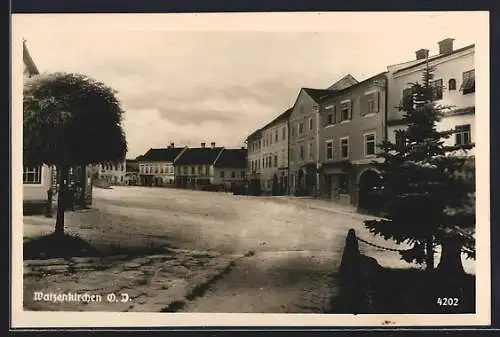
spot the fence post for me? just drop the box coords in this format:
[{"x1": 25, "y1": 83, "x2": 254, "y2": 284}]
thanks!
[{"x1": 337, "y1": 228, "x2": 365, "y2": 313}]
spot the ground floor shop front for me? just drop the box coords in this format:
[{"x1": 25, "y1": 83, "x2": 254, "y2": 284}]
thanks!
[{"x1": 319, "y1": 162, "x2": 383, "y2": 212}]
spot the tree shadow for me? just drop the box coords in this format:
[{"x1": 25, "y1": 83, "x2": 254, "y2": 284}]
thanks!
[{"x1": 23, "y1": 233, "x2": 175, "y2": 260}]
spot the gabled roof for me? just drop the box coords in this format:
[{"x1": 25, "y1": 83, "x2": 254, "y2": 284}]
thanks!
[
  {"x1": 138, "y1": 147, "x2": 185, "y2": 162},
  {"x1": 393, "y1": 44, "x2": 475, "y2": 74},
  {"x1": 23, "y1": 40, "x2": 39, "y2": 76},
  {"x1": 214, "y1": 148, "x2": 247, "y2": 168},
  {"x1": 317, "y1": 71, "x2": 388, "y2": 103},
  {"x1": 327, "y1": 74, "x2": 358, "y2": 90},
  {"x1": 174, "y1": 147, "x2": 224, "y2": 166},
  {"x1": 302, "y1": 88, "x2": 338, "y2": 103}
]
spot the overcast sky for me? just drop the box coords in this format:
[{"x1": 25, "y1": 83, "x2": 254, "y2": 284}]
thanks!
[{"x1": 14, "y1": 12, "x2": 485, "y2": 158}]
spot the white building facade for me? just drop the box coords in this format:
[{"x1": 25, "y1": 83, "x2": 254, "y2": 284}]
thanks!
[{"x1": 387, "y1": 39, "x2": 475, "y2": 157}]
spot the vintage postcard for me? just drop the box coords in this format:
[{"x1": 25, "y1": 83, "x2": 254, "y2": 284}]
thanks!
[{"x1": 11, "y1": 11, "x2": 490, "y2": 328}]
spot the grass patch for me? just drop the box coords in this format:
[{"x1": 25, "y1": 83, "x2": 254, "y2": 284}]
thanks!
[{"x1": 24, "y1": 233, "x2": 175, "y2": 260}]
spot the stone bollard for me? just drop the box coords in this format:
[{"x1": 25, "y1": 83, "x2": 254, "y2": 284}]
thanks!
[
  {"x1": 44, "y1": 189, "x2": 53, "y2": 218},
  {"x1": 338, "y1": 228, "x2": 365, "y2": 313}
]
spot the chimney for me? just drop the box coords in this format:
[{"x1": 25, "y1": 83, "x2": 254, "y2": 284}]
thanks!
[
  {"x1": 201, "y1": 142, "x2": 206, "y2": 148},
  {"x1": 211, "y1": 142, "x2": 216, "y2": 149},
  {"x1": 438, "y1": 38, "x2": 454, "y2": 55},
  {"x1": 415, "y1": 48, "x2": 429, "y2": 60}
]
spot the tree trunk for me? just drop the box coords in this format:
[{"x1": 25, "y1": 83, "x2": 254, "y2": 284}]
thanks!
[
  {"x1": 54, "y1": 165, "x2": 69, "y2": 235},
  {"x1": 437, "y1": 235, "x2": 465, "y2": 276},
  {"x1": 425, "y1": 237, "x2": 434, "y2": 271}
]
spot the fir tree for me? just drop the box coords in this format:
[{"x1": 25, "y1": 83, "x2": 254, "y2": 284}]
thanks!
[{"x1": 364, "y1": 64, "x2": 475, "y2": 274}]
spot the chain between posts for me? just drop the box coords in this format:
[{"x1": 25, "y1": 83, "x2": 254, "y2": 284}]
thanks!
[{"x1": 356, "y1": 236, "x2": 408, "y2": 253}]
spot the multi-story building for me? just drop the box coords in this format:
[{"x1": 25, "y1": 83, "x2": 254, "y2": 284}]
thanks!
[
  {"x1": 246, "y1": 109, "x2": 291, "y2": 195},
  {"x1": 246, "y1": 129, "x2": 263, "y2": 194},
  {"x1": 174, "y1": 142, "x2": 224, "y2": 189},
  {"x1": 317, "y1": 72, "x2": 388, "y2": 208},
  {"x1": 288, "y1": 88, "x2": 335, "y2": 196},
  {"x1": 212, "y1": 148, "x2": 248, "y2": 190},
  {"x1": 137, "y1": 143, "x2": 187, "y2": 186},
  {"x1": 95, "y1": 160, "x2": 126, "y2": 185},
  {"x1": 124, "y1": 159, "x2": 140, "y2": 185},
  {"x1": 288, "y1": 74, "x2": 359, "y2": 197},
  {"x1": 386, "y1": 38, "x2": 475, "y2": 158}
]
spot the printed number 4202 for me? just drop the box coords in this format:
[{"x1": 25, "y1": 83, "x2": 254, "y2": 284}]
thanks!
[{"x1": 437, "y1": 297, "x2": 459, "y2": 306}]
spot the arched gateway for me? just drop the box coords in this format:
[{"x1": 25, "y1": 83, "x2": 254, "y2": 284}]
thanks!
[{"x1": 357, "y1": 168, "x2": 382, "y2": 213}]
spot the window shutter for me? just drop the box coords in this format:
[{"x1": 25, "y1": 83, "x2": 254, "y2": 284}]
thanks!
[
  {"x1": 375, "y1": 91, "x2": 380, "y2": 112},
  {"x1": 360, "y1": 95, "x2": 368, "y2": 116}
]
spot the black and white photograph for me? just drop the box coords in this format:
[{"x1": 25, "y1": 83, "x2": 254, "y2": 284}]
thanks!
[{"x1": 11, "y1": 11, "x2": 490, "y2": 327}]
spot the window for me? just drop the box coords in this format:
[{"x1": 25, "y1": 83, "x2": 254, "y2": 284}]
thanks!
[
  {"x1": 23, "y1": 166, "x2": 42, "y2": 184},
  {"x1": 340, "y1": 137, "x2": 349, "y2": 159},
  {"x1": 269, "y1": 155, "x2": 272, "y2": 167},
  {"x1": 309, "y1": 118, "x2": 313, "y2": 130},
  {"x1": 402, "y1": 87, "x2": 414, "y2": 103},
  {"x1": 326, "y1": 111, "x2": 333, "y2": 125},
  {"x1": 290, "y1": 148, "x2": 294, "y2": 162},
  {"x1": 154, "y1": 165, "x2": 159, "y2": 173},
  {"x1": 308, "y1": 142, "x2": 313, "y2": 160},
  {"x1": 461, "y1": 70, "x2": 475, "y2": 94},
  {"x1": 291, "y1": 125, "x2": 295, "y2": 138},
  {"x1": 298, "y1": 122, "x2": 304, "y2": 135},
  {"x1": 326, "y1": 140, "x2": 334, "y2": 160},
  {"x1": 198, "y1": 166, "x2": 203, "y2": 175},
  {"x1": 299, "y1": 145, "x2": 304, "y2": 160},
  {"x1": 364, "y1": 133, "x2": 376, "y2": 156},
  {"x1": 269, "y1": 133, "x2": 273, "y2": 145},
  {"x1": 395, "y1": 130, "x2": 406, "y2": 152},
  {"x1": 455, "y1": 124, "x2": 471, "y2": 146},
  {"x1": 340, "y1": 101, "x2": 352, "y2": 121},
  {"x1": 120, "y1": 176, "x2": 124, "y2": 182},
  {"x1": 220, "y1": 170, "x2": 225, "y2": 178},
  {"x1": 448, "y1": 78, "x2": 456, "y2": 90},
  {"x1": 241, "y1": 171, "x2": 245, "y2": 179},
  {"x1": 338, "y1": 174, "x2": 349, "y2": 194},
  {"x1": 282, "y1": 127, "x2": 286, "y2": 140},
  {"x1": 183, "y1": 167, "x2": 188, "y2": 175},
  {"x1": 274, "y1": 155, "x2": 278, "y2": 167},
  {"x1": 275, "y1": 130, "x2": 278, "y2": 142},
  {"x1": 190, "y1": 167, "x2": 195, "y2": 175},
  {"x1": 363, "y1": 92, "x2": 379, "y2": 115},
  {"x1": 430, "y1": 79, "x2": 443, "y2": 100},
  {"x1": 231, "y1": 171, "x2": 236, "y2": 178},
  {"x1": 160, "y1": 167, "x2": 164, "y2": 174}
]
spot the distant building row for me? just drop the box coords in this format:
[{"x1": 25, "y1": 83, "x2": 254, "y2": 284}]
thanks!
[
  {"x1": 246, "y1": 38, "x2": 475, "y2": 210},
  {"x1": 112, "y1": 142, "x2": 247, "y2": 191}
]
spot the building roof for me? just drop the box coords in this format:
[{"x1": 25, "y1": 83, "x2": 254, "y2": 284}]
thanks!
[
  {"x1": 317, "y1": 71, "x2": 388, "y2": 103},
  {"x1": 245, "y1": 107, "x2": 292, "y2": 141},
  {"x1": 302, "y1": 88, "x2": 338, "y2": 103},
  {"x1": 174, "y1": 147, "x2": 224, "y2": 165},
  {"x1": 23, "y1": 40, "x2": 39, "y2": 76},
  {"x1": 327, "y1": 74, "x2": 358, "y2": 90},
  {"x1": 125, "y1": 159, "x2": 139, "y2": 172},
  {"x1": 214, "y1": 148, "x2": 247, "y2": 168},
  {"x1": 138, "y1": 147, "x2": 185, "y2": 162},
  {"x1": 393, "y1": 44, "x2": 475, "y2": 74}
]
